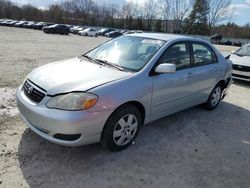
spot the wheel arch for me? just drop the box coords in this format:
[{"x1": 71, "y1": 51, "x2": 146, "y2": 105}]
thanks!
[
  {"x1": 109, "y1": 101, "x2": 146, "y2": 125},
  {"x1": 100, "y1": 101, "x2": 146, "y2": 140},
  {"x1": 215, "y1": 77, "x2": 231, "y2": 90}
]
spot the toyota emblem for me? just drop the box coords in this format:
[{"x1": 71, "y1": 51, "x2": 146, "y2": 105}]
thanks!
[{"x1": 27, "y1": 86, "x2": 33, "y2": 94}]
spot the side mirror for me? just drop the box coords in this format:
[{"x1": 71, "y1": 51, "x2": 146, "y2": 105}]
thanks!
[{"x1": 155, "y1": 63, "x2": 176, "y2": 74}]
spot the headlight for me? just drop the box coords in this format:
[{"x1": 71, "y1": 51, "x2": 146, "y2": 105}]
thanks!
[{"x1": 46, "y1": 92, "x2": 98, "y2": 111}]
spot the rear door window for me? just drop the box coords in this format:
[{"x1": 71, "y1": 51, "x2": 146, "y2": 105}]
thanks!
[{"x1": 192, "y1": 43, "x2": 218, "y2": 67}]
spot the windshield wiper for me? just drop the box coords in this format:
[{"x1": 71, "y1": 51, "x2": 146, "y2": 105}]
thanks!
[
  {"x1": 233, "y1": 52, "x2": 244, "y2": 57},
  {"x1": 82, "y1": 55, "x2": 102, "y2": 65},
  {"x1": 94, "y1": 59, "x2": 126, "y2": 71}
]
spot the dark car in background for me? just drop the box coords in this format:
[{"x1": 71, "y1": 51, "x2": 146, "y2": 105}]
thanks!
[
  {"x1": 34, "y1": 22, "x2": 53, "y2": 30},
  {"x1": 23, "y1": 21, "x2": 36, "y2": 29},
  {"x1": 33, "y1": 22, "x2": 45, "y2": 30},
  {"x1": 97, "y1": 28, "x2": 115, "y2": 36},
  {"x1": 42, "y1": 24, "x2": 70, "y2": 35},
  {"x1": 105, "y1": 30, "x2": 123, "y2": 38}
]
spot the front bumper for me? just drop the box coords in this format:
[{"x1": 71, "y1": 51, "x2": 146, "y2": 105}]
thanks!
[
  {"x1": 233, "y1": 69, "x2": 250, "y2": 81},
  {"x1": 16, "y1": 86, "x2": 113, "y2": 146},
  {"x1": 221, "y1": 77, "x2": 232, "y2": 100}
]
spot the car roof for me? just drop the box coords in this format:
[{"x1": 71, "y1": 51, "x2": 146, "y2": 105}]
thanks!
[{"x1": 128, "y1": 33, "x2": 192, "y2": 41}]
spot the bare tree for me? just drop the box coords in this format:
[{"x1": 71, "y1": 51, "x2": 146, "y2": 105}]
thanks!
[
  {"x1": 208, "y1": 0, "x2": 231, "y2": 33},
  {"x1": 159, "y1": 0, "x2": 193, "y2": 32},
  {"x1": 142, "y1": 0, "x2": 158, "y2": 30},
  {"x1": 159, "y1": 0, "x2": 171, "y2": 20}
]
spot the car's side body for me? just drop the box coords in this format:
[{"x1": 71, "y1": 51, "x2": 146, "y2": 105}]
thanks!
[
  {"x1": 89, "y1": 34, "x2": 232, "y2": 124},
  {"x1": 16, "y1": 33, "x2": 232, "y2": 147}
]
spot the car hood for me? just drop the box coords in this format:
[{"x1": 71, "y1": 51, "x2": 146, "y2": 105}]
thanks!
[
  {"x1": 230, "y1": 54, "x2": 250, "y2": 66},
  {"x1": 27, "y1": 57, "x2": 132, "y2": 95}
]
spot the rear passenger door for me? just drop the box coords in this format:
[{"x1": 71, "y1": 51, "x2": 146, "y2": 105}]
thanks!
[{"x1": 188, "y1": 42, "x2": 220, "y2": 101}]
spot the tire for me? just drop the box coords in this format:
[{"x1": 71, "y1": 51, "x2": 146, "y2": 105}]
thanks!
[
  {"x1": 203, "y1": 84, "x2": 223, "y2": 110},
  {"x1": 101, "y1": 104, "x2": 142, "y2": 151}
]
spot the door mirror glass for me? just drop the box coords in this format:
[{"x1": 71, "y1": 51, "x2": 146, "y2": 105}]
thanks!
[{"x1": 155, "y1": 63, "x2": 176, "y2": 74}]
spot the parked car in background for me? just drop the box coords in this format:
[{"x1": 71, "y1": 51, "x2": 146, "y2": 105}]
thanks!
[
  {"x1": 210, "y1": 34, "x2": 222, "y2": 44},
  {"x1": 17, "y1": 33, "x2": 232, "y2": 151},
  {"x1": 97, "y1": 28, "x2": 115, "y2": 36},
  {"x1": 32, "y1": 22, "x2": 45, "y2": 30},
  {"x1": 0, "y1": 19, "x2": 13, "y2": 26},
  {"x1": 105, "y1": 30, "x2": 123, "y2": 38},
  {"x1": 71, "y1": 26, "x2": 84, "y2": 34},
  {"x1": 232, "y1": 41, "x2": 242, "y2": 47},
  {"x1": 15, "y1": 21, "x2": 29, "y2": 27},
  {"x1": 120, "y1": 30, "x2": 128, "y2": 34},
  {"x1": 124, "y1": 30, "x2": 143, "y2": 34},
  {"x1": 5, "y1": 20, "x2": 18, "y2": 26},
  {"x1": 23, "y1": 21, "x2": 36, "y2": 29},
  {"x1": 42, "y1": 24, "x2": 70, "y2": 35},
  {"x1": 79, "y1": 28, "x2": 97, "y2": 37},
  {"x1": 229, "y1": 44, "x2": 250, "y2": 81}
]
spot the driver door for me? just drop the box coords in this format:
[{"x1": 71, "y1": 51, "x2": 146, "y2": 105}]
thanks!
[{"x1": 150, "y1": 42, "x2": 196, "y2": 120}]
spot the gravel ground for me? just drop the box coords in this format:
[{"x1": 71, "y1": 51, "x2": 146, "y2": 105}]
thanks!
[{"x1": 0, "y1": 27, "x2": 249, "y2": 188}]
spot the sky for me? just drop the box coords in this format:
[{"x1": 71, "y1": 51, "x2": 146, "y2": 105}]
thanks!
[{"x1": 11, "y1": 0, "x2": 250, "y2": 25}]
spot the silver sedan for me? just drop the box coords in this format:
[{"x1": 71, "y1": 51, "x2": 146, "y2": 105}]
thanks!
[{"x1": 16, "y1": 33, "x2": 232, "y2": 151}]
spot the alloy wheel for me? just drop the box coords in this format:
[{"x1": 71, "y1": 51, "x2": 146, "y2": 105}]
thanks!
[{"x1": 113, "y1": 114, "x2": 138, "y2": 146}]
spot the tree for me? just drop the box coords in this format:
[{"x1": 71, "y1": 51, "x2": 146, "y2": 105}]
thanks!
[
  {"x1": 184, "y1": 0, "x2": 210, "y2": 35},
  {"x1": 160, "y1": 0, "x2": 194, "y2": 32},
  {"x1": 154, "y1": 19, "x2": 162, "y2": 32},
  {"x1": 142, "y1": 0, "x2": 158, "y2": 31},
  {"x1": 207, "y1": 0, "x2": 231, "y2": 34}
]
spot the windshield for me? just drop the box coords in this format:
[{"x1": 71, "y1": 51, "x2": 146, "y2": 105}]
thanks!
[
  {"x1": 234, "y1": 45, "x2": 250, "y2": 56},
  {"x1": 85, "y1": 36, "x2": 165, "y2": 71}
]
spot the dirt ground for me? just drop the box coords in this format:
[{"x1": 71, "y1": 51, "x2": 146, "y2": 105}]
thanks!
[{"x1": 0, "y1": 27, "x2": 249, "y2": 188}]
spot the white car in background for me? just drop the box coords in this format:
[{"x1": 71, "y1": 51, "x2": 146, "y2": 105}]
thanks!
[
  {"x1": 229, "y1": 44, "x2": 250, "y2": 81},
  {"x1": 79, "y1": 28, "x2": 98, "y2": 37}
]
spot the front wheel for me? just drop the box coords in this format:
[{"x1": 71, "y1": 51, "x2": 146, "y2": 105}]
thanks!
[
  {"x1": 101, "y1": 105, "x2": 142, "y2": 151},
  {"x1": 203, "y1": 84, "x2": 222, "y2": 110}
]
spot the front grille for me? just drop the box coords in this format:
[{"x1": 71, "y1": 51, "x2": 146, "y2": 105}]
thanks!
[
  {"x1": 23, "y1": 80, "x2": 46, "y2": 103},
  {"x1": 233, "y1": 64, "x2": 250, "y2": 72}
]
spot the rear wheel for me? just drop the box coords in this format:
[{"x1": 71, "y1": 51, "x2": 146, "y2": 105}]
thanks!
[
  {"x1": 101, "y1": 105, "x2": 142, "y2": 151},
  {"x1": 203, "y1": 84, "x2": 222, "y2": 110}
]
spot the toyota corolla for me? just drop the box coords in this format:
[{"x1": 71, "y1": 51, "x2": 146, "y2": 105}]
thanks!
[{"x1": 16, "y1": 33, "x2": 232, "y2": 151}]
